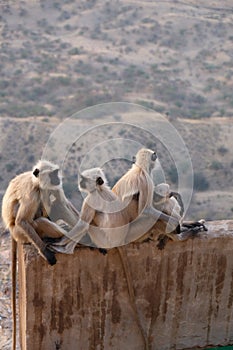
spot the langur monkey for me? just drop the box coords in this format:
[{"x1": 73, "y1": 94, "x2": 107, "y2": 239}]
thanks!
[
  {"x1": 1, "y1": 160, "x2": 79, "y2": 350},
  {"x1": 112, "y1": 148, "x2": 206, "y2": 245},
  {"x1": 153, "y1": 183, "x2": 183, "y2": 221},
  {"x1": 152, "y1": 182, "x2": 183, "y2": 248},
  {"x1": 1, "y1": 160, "x2": 71, "y2": 264},
  {"x1": 112, "y1": 148, "x2": 180, "y2": 241},
  {"x1": 153, "y1": 183, "x2": 207, "y2": 248}
]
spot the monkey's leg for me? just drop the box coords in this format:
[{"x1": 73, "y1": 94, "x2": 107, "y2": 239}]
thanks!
[
  {"x1": 125, "y1": 215, "x2": 156, "y2": 243},
  {"x1": 141, "y1": 206, "x2": 180, "y2": 234},
  {"x1": 33, "y1": 217, "x2": 67, "y2": 239},
  {"x1": 157, "y1": 234, "x2": 170, "y2": 250},
  {"x1": 49, "y1": 219, "x2": 89, "y2": 254},
  {"x1": 14, "y1": 221, "x2": 56, "y2": 265}
]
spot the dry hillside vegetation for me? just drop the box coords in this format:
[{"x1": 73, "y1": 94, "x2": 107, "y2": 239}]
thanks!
[{"x1": 0, "y1": 0, "x2": 233, "y2": 119}]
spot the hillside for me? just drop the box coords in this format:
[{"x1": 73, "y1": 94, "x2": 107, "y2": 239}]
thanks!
[
  {"x1": 0, "y1": 114, "x2": 232, "y2": 221},
  {"x1": 0, "y1": 0, "x2": 233, "y2": 119},
  {"x1": 0, "y1": 0, "x2": 233, "y2": 221}
]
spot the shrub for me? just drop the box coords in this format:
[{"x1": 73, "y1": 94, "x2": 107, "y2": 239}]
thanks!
[
  {"x1": 68, "y1": 47, "x2": 81, "y2": 55},
  {"x1": 217, "y1": 146, "x2": 228, "y2": 156},
  {"x1": 194, "y1": 172, "x2": 209, "y2": 191},
  {"x1": 210, "y1": 160, "x2": 223, "y2": 170}
]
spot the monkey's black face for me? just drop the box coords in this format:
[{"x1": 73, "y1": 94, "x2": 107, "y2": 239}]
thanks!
[
  {"x1": 151, "y1": 152, "x2": 157, "y2": 161},
  {"x1": 96, "y1": 176, "x2": 104, "y2": 186},
  {"x1": 49, "y1": 169, "x2": 60, "y2": 186},
  {"x1": 79, "y1": 176, "x2": 86, "y2": 189}
]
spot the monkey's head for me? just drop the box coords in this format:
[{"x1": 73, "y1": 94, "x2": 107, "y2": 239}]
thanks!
[
  {"x1": 135, "y1": 148, "x2": 157, "y2": 173},
  {"x1": 153, "y1": 183, "x2": 170, "y2": 203},
  {"x1": 79, "y1": 167, "x2": 107, "y2": 193},
  {"x1": 32, "y1": 160, "x2": 62, "y2": 189}
]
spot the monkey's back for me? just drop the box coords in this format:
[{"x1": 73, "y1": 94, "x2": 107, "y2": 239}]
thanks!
[
  {"x1": 112, "y1": 165, "x2": 154, "y2": 216},
  {"x1": 1, "y1": 171, "x2": 39, "y2": 229}
]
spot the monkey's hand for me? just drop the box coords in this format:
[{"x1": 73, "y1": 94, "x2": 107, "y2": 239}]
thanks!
[
  {"x1": 176, "y1": 221, "x2": 207, "y2": 241},
  {"x1": 41, "y1": 247, "x2": 57, "y2": 265},
  {"x1": 49, "y1": 220, "x2": 89, "y2": 254},
  {"x1": 181, "y1": 219, "x2": 208, "y2": 235},
  {"x1": 49, "y1": 240, "x2": 77, "y2": 254}
]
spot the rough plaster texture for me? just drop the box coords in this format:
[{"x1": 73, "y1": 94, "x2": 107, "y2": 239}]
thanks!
[{"x1": 18, "y1": 220, "x2": 233, "y2": 350}]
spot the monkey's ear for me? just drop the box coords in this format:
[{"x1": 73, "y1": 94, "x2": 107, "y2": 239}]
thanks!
[
  {"x1": 96, "y1": 177, "x2": 104, "y2": 186},
  {"x1": 33, "y1": 168, "x2": 40, "y2": 177},
  {"x1": 132, "y1": 156, "x2": 136, "y2": 163}
]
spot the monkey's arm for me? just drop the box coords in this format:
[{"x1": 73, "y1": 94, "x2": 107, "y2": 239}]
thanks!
[
  {"x1": 169, "y1": 191, "x2": 184, "y2": 216},
  {"x1": 49, "y1": 189, "x2": 80, "y2": 227},
  {"x1": 50, "y1": 202, "x2": 95, "y2": 254},
  {"x1": 33, "y1": 217, "x2": 67, "y2": 238},
  {"x1": 15, "y1": 203, "x2": 57, "y2": 265},
  {"x1": 50, "y1": 219, "x2": 89, "y2": 254}
]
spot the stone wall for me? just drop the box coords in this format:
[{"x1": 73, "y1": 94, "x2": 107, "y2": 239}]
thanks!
[{"x1": 18, "y1": 220, "x2": 233, "y2": 350}]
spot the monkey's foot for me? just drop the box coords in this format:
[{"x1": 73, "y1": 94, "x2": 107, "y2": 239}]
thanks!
[
  {"x1": 42, "y1": 247, "x2": 57, "y2": 265},
  {"x1": 157, "y1": 234, "x2": 170, "y2": 250},
  {"x1": 99, "y1": 248, "x2": 107, "y2": 255}
]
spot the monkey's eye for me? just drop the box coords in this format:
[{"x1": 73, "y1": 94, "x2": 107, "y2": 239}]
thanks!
[{"x1": 151, "y1": 152, "x2": 157, "y2": 161}]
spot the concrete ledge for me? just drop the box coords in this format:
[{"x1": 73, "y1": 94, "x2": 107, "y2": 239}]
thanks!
[{"x1": 18, "y1": 220, "x2": 233, "y2": 350}]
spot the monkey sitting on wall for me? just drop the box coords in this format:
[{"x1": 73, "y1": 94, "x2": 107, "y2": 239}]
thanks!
[
  {"x1": 1, "y1": 160, "x2": 81, "y2": 350},
  {"x1": 153, "y1": 182, "x2": 207, "y2": 249},
  {"x1": 112, "y1": 148, "x2": 180, "y2": 241},
  {"x1": 112, "y1": 147, "x2": 206, "y2": 246},
  {"x1": 1, "y1": 160, "x2": 72, "y2": 265},
  {"x1": 153, "y1": 183, "x2": 183, "y2": 221}
]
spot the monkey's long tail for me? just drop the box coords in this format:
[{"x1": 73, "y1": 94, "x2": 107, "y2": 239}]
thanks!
[
  {"x1": 117, "y1": 246, "x2": 149, "y2": 350},
  {"x1": 11, "y1": 238, "x2": 17, "y2": 350}
]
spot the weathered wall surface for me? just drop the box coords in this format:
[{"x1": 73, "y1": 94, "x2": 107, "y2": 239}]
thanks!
[{"x1": 18, "y1": 220, "x2": 233, "y2": 350}]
